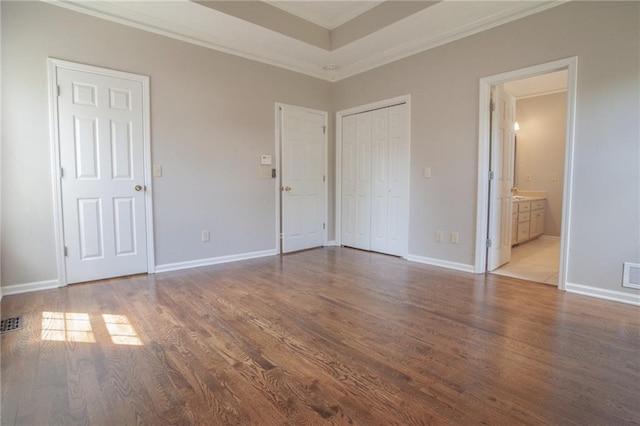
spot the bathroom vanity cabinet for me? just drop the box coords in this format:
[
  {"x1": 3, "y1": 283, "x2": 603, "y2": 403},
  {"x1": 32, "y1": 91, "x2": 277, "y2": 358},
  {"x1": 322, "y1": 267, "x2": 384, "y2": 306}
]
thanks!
[{"x1": 511, "y1": 198, "x2": 545, "y2": 246}]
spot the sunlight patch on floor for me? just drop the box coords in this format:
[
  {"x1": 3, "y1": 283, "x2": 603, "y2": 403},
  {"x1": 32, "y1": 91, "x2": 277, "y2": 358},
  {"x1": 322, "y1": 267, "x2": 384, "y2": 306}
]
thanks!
[{"x1": 42, "y1": 311, "x2": 96, "y2": 343}]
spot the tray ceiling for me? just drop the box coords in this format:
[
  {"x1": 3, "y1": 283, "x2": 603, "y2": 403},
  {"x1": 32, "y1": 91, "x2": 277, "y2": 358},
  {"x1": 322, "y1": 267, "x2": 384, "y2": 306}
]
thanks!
[{"x1": 48, "y1": 0, "x2": 566, "y2": 81}]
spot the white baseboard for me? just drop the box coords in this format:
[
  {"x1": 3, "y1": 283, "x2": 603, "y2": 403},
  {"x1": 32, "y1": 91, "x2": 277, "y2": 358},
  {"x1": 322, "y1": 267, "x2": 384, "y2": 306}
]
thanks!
[
  {"x1": 406, "y1": 254, "x2": 475, "y2": 273},
  {"x1": 539, "y1": 235, "x2": 561, "y2": 241},
  {"x1": 155, "y1": 249, "x2": 278, "y2": 273},
  {"x1": 2, "y1": 279, "x2": 62, "y2": 297},
  {"x1": 566, "y1": 282, "x2": 640, "y2": 306},
  {"x1": 325, "y1": 240, "x2": 338, "y2": 247}
]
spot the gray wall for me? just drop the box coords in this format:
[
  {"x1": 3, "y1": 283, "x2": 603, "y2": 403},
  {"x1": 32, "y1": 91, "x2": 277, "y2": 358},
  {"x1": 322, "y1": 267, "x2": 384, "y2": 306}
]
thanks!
[
  {"x1": 3, "y1": 1, "x2": 639, "y2": 299},
  {"x1": 332, "y1": 1, "x2": 639, "y2": 295},
  {"x1": 515, "y1": 92, "x2": 567, "y2": 237},
  {"x1": 1, "y1": 1, "x2": 331, "y2": 286}
]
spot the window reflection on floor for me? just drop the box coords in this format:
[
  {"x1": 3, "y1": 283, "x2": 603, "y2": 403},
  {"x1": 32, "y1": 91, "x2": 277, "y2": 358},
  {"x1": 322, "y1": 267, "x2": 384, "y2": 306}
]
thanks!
[
  {"x1": 41, "y1": 311, "x2": 96, "y2": 343},
  {"x1": 40, "y1": 312, "x2": 142, "y2": 345},
  {"x1": 102, "y1": 314, "x2": 143, "y2": 346}
]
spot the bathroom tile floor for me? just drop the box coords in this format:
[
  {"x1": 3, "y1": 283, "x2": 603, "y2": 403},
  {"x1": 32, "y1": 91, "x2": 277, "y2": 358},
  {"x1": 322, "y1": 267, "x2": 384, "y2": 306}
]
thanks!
[{"x1": 491, "y1": 236, "x2": 560, "y2": 285}]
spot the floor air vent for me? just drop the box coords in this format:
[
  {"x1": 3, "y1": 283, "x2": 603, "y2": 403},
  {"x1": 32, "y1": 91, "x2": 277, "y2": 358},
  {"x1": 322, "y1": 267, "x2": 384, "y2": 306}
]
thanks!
[
  {"x1": 0, "y1": 316, "x2": 23, "y2": 334},
  {"x1": 623, "y1": 263, "x2": 640, "y2": 290}
]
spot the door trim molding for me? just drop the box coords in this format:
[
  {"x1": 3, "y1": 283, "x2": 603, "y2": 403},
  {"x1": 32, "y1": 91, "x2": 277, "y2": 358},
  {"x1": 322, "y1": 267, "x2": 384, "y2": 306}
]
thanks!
[
  {"x1": 47, "y1": 58, "x2": 155, "y2": 286},
  {"x1": 474, "y1": 56, "x2": 578, "y2": 291},
  {"x1": 335, "y1": 94, "x2": 412, "y2": 256},
  {"x1": 274, "y1": 103, "x2": 329, "y2": 254}
]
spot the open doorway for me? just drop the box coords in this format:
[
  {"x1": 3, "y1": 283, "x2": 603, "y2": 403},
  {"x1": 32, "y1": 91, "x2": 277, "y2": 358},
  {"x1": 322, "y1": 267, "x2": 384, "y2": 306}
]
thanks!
[
  {"x1": 474, "y1": 57, "x2": 577, "y2": 291},
  {"x1": 491, "y1": 71, "x2": 568, "y2": 285}
]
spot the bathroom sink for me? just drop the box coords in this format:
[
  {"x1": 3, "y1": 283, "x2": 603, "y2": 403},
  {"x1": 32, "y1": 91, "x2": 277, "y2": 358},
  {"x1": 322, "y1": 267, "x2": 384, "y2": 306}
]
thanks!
[{"x1": 513, "y1": 195, "x2": 526, "y2": 201}]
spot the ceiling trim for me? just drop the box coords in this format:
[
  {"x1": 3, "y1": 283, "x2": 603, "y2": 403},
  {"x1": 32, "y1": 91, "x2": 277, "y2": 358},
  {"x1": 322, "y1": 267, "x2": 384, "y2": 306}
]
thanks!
[
  {"x1": 46, "y1": 0, "x2": 332, "y2": 80},
  {"x1": 44, "y1": 0, "x2": 567, "y2": 83},
  {"x1": 331, "y1": 1, "x2": 567, "y2": 81}
]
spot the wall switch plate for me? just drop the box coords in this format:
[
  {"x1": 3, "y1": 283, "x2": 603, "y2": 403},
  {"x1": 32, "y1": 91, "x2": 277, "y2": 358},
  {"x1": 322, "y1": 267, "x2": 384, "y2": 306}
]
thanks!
[
  {"x1": 551, "y1": 173, "x2": 558, "y2": 182},
  {"x1": 201, "y1": 230, "x2": 210, "y2": 242},
  {"x1": 423, "y1": 167, "x2": 432, "y2": 178},
  {"x1": 153, "y1": 165, "x2": 162, "y2": 177},
  {"x1": 259, "y1": 168, "x2": 271, "y2": 179},
  {"x1": 261, "y1": 155, "x2": 272, "y2": 165},
  {"x1": 450, "y1": 232, "x2": 459, "y2": 244},
  {"x1": 435, "y1": 231, "x2": 443, "y2": 242}
]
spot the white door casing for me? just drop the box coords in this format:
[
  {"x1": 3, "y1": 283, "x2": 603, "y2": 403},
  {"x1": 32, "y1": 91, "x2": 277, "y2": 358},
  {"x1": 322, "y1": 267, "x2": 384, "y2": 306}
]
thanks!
[
  {"x1": 49, "y1": 59, "x2": 154, "y2": 285},
  {"x1": 474, "y1": 56, "x2": 578, "y2": 292},
  {"x1": 279, "y1": 105, "x2": 327, "y2": 253},
  {"x1": 487, "y1": 85, "x2": 516, "y2": 271}
]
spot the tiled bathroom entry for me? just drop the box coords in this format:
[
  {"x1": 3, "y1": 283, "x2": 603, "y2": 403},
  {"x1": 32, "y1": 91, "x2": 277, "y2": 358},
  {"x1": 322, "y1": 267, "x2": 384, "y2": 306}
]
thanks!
[{"x1": 492, "y1": 237, "x2": 560, "y2": 285}]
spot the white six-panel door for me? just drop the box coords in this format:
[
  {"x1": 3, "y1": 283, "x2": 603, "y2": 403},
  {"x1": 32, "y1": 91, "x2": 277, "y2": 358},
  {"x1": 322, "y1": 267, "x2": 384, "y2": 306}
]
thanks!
[
  {"x1": 280, "y1": 105, "x2": 327, "y2": 253},
  {"x1": 487, "y1": 85, "x2": 516, "y2": 271},
  {"x1": 341, "y1": 103, "x2": 409, "y2": 256},
  {"x1": 371, "y1": 104, "x2": 409, "y2": 255},
  {"x1": 57, "y1": 67, "x2": 148, "y2": 283}
]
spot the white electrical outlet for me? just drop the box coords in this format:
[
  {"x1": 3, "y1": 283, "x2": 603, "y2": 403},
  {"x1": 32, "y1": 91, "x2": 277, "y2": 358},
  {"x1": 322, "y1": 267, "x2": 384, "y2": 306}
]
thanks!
[
  {"x1": 525, "y1": 174, "x2": 532, "y2": 182},
  {"x1": 435, "y1": 231, "x2": 443, "y2": 242},
  {"x1": 450, "y1": 232, "x2": 459, "y2": 244},
  {"x1": 551, "y1": 173, "x2": 558, "y2": 182},
  {"x1": 201, "y1": 230, "x2": 210, "y2": 242}
]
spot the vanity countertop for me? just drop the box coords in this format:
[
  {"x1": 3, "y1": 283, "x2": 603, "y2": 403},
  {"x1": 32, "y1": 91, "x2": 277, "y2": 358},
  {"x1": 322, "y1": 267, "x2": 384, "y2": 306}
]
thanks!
[{"x1": 513, "y1": 195, "x2": 546, "y2": 202}]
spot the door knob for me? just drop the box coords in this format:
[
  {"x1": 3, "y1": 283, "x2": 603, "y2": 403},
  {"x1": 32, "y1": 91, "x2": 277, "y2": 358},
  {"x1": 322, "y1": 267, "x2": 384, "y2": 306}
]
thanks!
[
  {"x1": 283, "y1": 186, "x2": 292, "y2": 192},
  {"x1": 135, "y1": 185, "x2": 143, "y2": 192}
]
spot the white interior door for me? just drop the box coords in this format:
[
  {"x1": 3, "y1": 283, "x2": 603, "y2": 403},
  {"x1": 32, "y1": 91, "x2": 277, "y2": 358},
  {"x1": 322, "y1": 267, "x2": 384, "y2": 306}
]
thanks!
[
  {"x1": 280, "y1": 105, "x2": 326, "y2": 253},
  {"x1": 57, "y1": 67, "x2": 148, "y2": 283},
  {"x1": 370, "y1": 108, "x2": 389, "y2": 253},
  {"x1": 340, "y1": 103, "x2": 409, "y2": 256},
  {"x1": 371, "y1": 104, "x2": 409, "y2": 255},
  {"x1": 354, "y1": 112, "x2": 372, "y2": 250},
  {"x1": 341, "y1": 114, "x2": 357, "y2": 248},
  {"x1": 487, "y1": 85, "x2": 516, "y2": 271}
]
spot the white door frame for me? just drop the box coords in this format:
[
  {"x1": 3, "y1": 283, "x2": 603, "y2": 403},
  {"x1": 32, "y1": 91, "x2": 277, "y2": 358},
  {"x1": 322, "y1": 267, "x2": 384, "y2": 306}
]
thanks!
[
  {"x1": 48, "y1": 58, "x2": 155, "y2": 286},
  {"x1": 474, "y1": 57, "x2": 578, "y2": 291},
  {"x1": 335, "y1": 94, "x2": 412, "y2": 257},
  {"x1": 274, "y1": 103, "x2": 328, "y2": 253}
]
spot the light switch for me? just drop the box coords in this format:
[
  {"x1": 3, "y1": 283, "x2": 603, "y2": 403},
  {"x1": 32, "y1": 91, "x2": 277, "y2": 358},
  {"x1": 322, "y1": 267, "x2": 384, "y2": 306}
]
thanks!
[
  {"x1": 153, "y1": 165, "x2": 162, "y2": 177},
  {"x1": 261, "y1": 155, "x2": 272, "y2": 165},
  {"x1": 423, "y1": 167, "x2": 432, "y2": 178},
  {"x1": 259, "y1": 168, "x2": 271, "y2": 179}
]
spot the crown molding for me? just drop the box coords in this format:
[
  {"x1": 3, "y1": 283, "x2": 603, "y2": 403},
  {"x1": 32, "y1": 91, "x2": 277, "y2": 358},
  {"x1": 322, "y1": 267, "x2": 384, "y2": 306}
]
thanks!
[{"x1": 44, "y1": 0, "x2": 567, "y2": 83}]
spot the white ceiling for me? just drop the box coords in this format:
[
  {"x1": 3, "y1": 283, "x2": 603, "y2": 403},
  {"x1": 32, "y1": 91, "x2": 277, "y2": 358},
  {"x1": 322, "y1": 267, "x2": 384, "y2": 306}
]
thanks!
[
  {"x1": 267, "y1": 1, "x2": 384, "y2": 29},
  {"x1": 49, "y1": 0, "x2": 565, "y2": 81}
]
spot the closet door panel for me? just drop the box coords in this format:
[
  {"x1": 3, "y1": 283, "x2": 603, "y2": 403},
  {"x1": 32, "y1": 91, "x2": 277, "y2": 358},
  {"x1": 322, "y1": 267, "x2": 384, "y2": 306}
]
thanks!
[
  {"x1": 354, "y1": 112, "x2": 372, "y2": 250},
  {"x1": 341, "y1": 115, "x2": 357, "y2": 247},
  {"x1": 385, "y1": 104, "x2": 409, "y2": 255},
  {"x1": 370, "y1": 108, "x2": 390, "y2": 253}
]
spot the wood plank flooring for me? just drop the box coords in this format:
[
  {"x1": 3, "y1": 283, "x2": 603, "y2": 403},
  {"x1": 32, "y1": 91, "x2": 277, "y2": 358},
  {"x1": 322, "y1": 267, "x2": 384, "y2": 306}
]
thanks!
[{"x1": 2, "y1": 247, "x2": 639, "y2": 425}]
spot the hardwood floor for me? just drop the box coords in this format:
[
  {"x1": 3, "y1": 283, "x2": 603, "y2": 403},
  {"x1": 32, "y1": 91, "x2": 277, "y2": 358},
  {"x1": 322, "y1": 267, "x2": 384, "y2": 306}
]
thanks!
[{"x1": 2, "y1": 247, "x2": 639, "y2": 425}]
